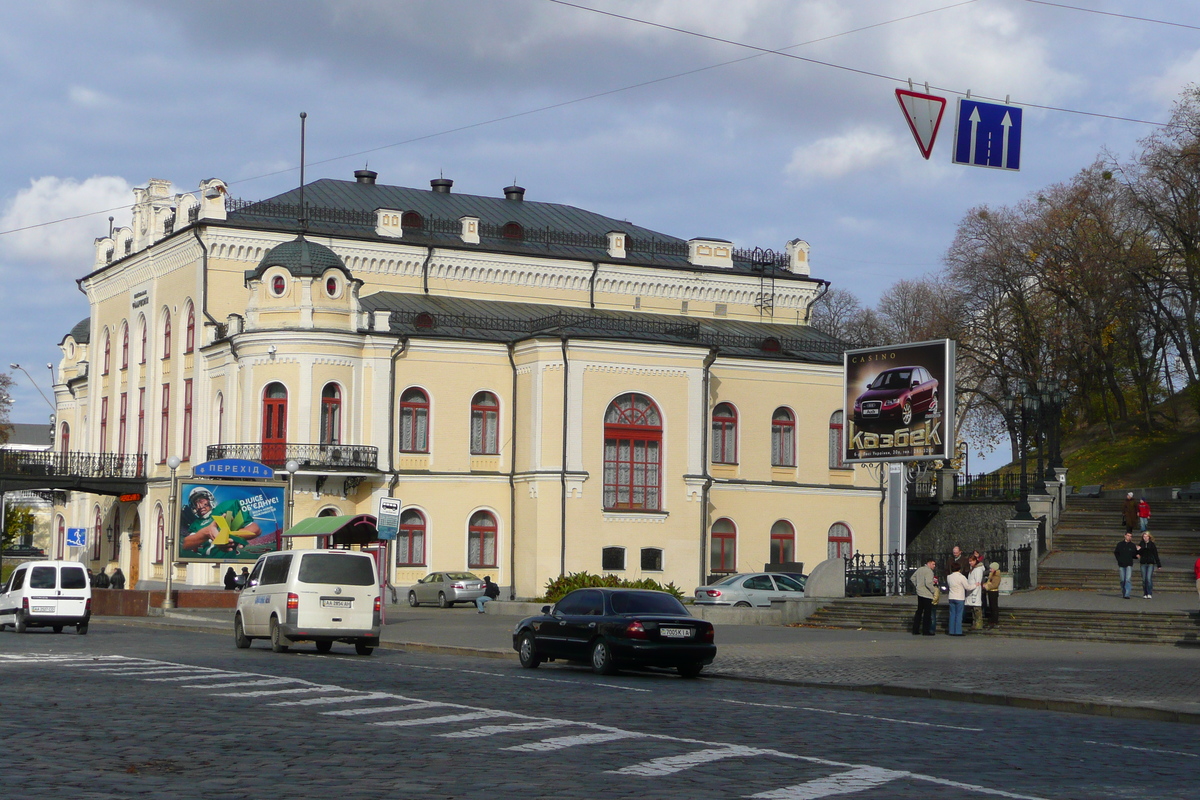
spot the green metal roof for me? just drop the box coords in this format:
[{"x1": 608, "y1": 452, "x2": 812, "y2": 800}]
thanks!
[
  {"x1": 61, "y1": 317, "x2": 90, "y2": 345},
  {"x1": 247, "y1": 235, "x2": 350, "y2": 282},
  {"x1": 282, "y1": 514, "x2": 376, "y2": 537}
]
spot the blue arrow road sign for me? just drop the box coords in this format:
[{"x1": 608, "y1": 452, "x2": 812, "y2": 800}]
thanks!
[
  {"x1": 65, "y1": 527, "x2": 87, "y2": 547},
  {"x1": 952, "y1": 99, "x2": 1022, "y2": 171}
]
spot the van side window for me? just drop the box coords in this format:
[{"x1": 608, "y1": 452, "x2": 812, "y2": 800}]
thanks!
[
  {"x1": 261, "y1": 555, "x2": 294, "y2": 586},
  {"x1": 60, "y1": 567, "x2": 88, "y2": 590},
  {"x1": 30, "y1": 566, "x2": 57, "y2": 589},
  {"x1": 246, "y1": 560, "x2": 265, "y2": 588},
  {"x1": 11, "y1": 569, "x2": 26, "y2": 591}
]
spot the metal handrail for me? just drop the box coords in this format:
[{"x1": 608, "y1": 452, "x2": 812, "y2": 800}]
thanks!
[
  {"x1": 0, "y1": 450, "x2": 147, "y2": 479},
  {"x1": 206, "y1": 443, "x2": 380, "y2": 471}
]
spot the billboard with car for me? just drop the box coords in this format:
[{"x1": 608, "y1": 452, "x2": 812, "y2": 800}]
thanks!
[
  {"x1": 175, "y1": 480, "x2": 287, "y2": 563},
  {"x1": 843, "y1": 339, "x2": 955, "y2": 463}
]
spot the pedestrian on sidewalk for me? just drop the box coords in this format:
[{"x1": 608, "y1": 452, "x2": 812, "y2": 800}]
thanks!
[
  {"x1": 1114, "y1": 532, "x2": 1138, "y2": 599},
  {"x1": 1136, "y1": 532, "x2": 1162, "y2": 599},
  {"x1": 1122, "y1": 492, "x2": 1138, "y2": 534},
  {"x1": 983, "y1": 562, "x2": 1002, "y2": 628},
  {"x1": 475, "y1": 575, "x2": 500, "y2": 613},
  {"x1": 93, "y1": 567, "x2": 110, "y2": 589},
  {"x1": 946, "y1": 564, "x2": 977, "y2": 636},
  {"x1": 110, "y1": 567, "x2": 126, "y2": 590},
  {"x1": 943, "y1": 546, "x2": 969, "y2": 591},
  {"x1": 910, "y1": 557, "x2": 938, "y2": 636},
  {"x1": 966, "y1": 556, "x2": 985, "y2": 631},
  {"x1": 223, "y1": 567, "x2": 237, "y2": 591},
  {"x1": 1137, "y1": 498, "x2": 1151, "y2": 532},
  {"x1": 236, "y1": 567, "x2": 250, "y2": 590}
]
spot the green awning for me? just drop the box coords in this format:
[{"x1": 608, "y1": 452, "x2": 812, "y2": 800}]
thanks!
[{"x1": 282, "y1": 514, "x2": 378, "y2": 544}]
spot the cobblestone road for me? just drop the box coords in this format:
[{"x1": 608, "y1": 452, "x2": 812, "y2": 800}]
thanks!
[{"x1": 2, "y1": 625, "x2": 1196, "y2": 799}]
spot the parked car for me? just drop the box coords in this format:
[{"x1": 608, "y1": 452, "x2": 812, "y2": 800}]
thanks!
[
  {"x1": 852, "y1": 365, "x2": 939, "y2": 429},
  {"x1": 234, "y1": 549, "x2": 381, "y2": 655},
  {"x1": 692, "y1": 572, "x2": 805, "y2": 607},
  {"x1": 513, "y1": 588, "x2": 715, "y2": 677},
  {"x1": 407, "y1": 572, "x2": 486, "y2": 608},
  {"x1": 0, "y1": 560, "x2": 91, "y2": 634}
]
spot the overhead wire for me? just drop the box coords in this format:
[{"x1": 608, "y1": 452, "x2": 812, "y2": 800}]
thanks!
[{"x1": 1018, "y1": 0, "x2": 1200, "y2": 32}]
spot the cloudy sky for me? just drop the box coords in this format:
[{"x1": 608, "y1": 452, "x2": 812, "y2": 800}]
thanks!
[{"x1": 1, "y1": 0, "x2": 1196, "y2": 464}]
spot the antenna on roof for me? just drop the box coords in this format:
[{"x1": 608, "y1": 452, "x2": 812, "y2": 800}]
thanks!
[{"x1": 298, "y1": 111, "x2": 308, "y2": 233}]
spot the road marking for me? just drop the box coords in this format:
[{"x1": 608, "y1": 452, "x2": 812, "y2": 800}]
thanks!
[
  {"x1": 749, "y1": 765, "x2": 906, "y2": 799},
  {"x1": 613, "y1": 746, "x2": 768, "y2": 776},
  {"x1": 84, "y1": 667, "x2": 201, "y2": 676},
  {"x1": 504, "y1": 731, "x2": 645, "y2": 751},
  {"x1": 437, "y1": 720, "x2": 576, "y2": 739},
  {"x1": 145, "y1": 672, "x2": 252, "y2": 682},
  {"x1": 178, "y1": 678, "x2": 306, "y2": 689},
  {"x1": 402, "y1": 661, "x2": 652, "y2": 692},
  {"x1": 213, "y1": 686, "x2": 352, "y2": 698},
  {"x1": 322, "y1": 702, "x2": 448, "y2": 717},
  {"x1": 1083, "y1": 740, "x2": 1199, "y2": 758},
  {"x1": 373, "y1": 710, "x2": 514, "y2": 727},
  {"x1": 720, "y1": 699, "x2": 982, "y2": 732},
  {"x1": 271, "y1": 692, "x2": 396, "y2": 707}
]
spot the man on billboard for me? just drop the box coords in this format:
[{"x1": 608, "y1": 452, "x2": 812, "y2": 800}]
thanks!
[{"x1": 181, "y1": 486, "x2": 264, "y2": 557}]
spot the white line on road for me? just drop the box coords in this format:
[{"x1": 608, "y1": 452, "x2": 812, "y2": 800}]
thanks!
[
  {"x1": 749, "y1": 766, "x2": 906, "y2": 799},
  {"x1": 372, "y1": 710, "x2": 514, "y2": 727},
  {"x1": 322, "y1": 702, "x2": 449, "y2": 717},
  {"x1": 212, "y1": 686, "x2": 352, "y2": 698},
  {"x1": 436, "y1": 720, "x2": 576, "y2": 739},
  {"x1": 145, "y1": 672, "x2": 252, "y2": 682},
  {"x1": 1083, "y1": 740, "x2": 1199, "y2": 758},
  {"x1": 503, "y1": 731, "x2": 645, "y2": 751},
  {"x1": 720, "y1": 699, "x2": 983, "y2": 732},
  {"x1": 177, "y1": 678, "x2": 307, "y2": 690},
  {"x1": 270, "y1": 692, "x2": 397, "y2": 707},
  {"x1": 612, "y1": 745, "x2": 769, "y2": 776}
]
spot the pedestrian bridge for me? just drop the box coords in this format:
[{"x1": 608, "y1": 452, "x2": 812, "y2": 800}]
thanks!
[{"x1": 0, "y1": 450, "x2": 147, "y2": 498}]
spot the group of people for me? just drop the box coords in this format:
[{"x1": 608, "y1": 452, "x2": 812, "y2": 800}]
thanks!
[
  {"x1": 222, "y1": 566, "x2": 252, "y2": 591},
  {"x1": 1117, "y1": 492, "x2": 1162, "y2": 599},
  {"x1": 87, "y1": 566, "x2": 125, "y2": 589},
  {"x1": 910, "y1": 545, "x2": 1003, "y2": 636}
]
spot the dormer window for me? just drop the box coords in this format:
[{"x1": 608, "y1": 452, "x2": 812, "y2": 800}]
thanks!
[
  {"x1": 271, "y1": 275, "x2": 286, "y2": 296},
  {"x1": 401, "y1": 211, "x2": 423, "y2": 230},
  {"x1": 326, "y1": 277, "x2": 339, "y2": 298},
  {"x1": 501, "y1": 222, "x2": 523, "y2": 240}
]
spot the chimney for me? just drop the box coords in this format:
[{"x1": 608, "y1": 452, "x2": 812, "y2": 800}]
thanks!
[
  {"x1": 354, "y1": 169, "x2": 378, "y2": 185},
  {"x1": 430, "y1": 178, "x2": 453, "y2": 194},
  {"x1": 503, "y1": 184, "x2": 525, "y2": 201}
]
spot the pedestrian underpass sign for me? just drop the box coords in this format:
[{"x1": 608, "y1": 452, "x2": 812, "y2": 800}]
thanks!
[
  {"x1": 65, "y1": 527, "x2": 87, "y2": 547},
  {"x1": 952, "y1": 98, "x2": 1022, "y2": 171},
  {"x1": 895, "y1": 89, "x2": 947, "y2": 160}
]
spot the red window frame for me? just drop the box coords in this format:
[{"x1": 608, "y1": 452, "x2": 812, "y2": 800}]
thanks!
[
  {"x1": 261, "y1": 383, "x2": 288, "y2": 467},
  {"x1": 603, "y1": 394, "x2": 662, "y2": 511},
  {"x1": 828, "y1": 523, "x2": 853, "y2": 559},
  {"x1": 711, "y1": 403, "x2": 738, "y2": 464},
  {"x1": 182, "y1": 378, "x2": 193, "y2": 461},
  {"x1": 155, "y1": 505, "x2": 165, "y2": 564},
  {"x1": 320, "y1": 384, "x2": 342, "y2": 446},
  {"x1": 396, "y1": 509, "x2": 426, "y2": 566},
  {"x1": 136, "y1": 388, "x2": 145, "y2": 468},
  {"x1": 162, "y1": 310, "x2": 171, "y2": 360},
  {"x1": 121, "y1": 322, "x2": 129, "y2": 369},
  {"x1": 398, "y1": 388, "x2": 429, "y2": 453},
  {"x1": 468, "y1": 510, "x2": 498, "y2": 569},
  {"x1": 99, "y1": 396, "x2": 109, "y2": 453},
  {"x1": 770, "y1": 520, "x2": 795, "y2": 565},
  {"x1": 184, "y1": 303, "x2": 195, "y2": 354},
  {"x1": 118, "y1": 392, "x2": 127, "y2": 457},
  {"x1": 59, "y1": 422, "x2": 70, "y2": 454},
  {"x1": 93, "y1": 506, "x2": 102, "y2": 561},
  {"x1": 139, "y1": 317, "x2": 147, "y2": 365},
  {"x1": 159, "y1": 383, "x2": 170, "y2": 464},
  {"x1": 829, "y1": 410, "x2": 846, "y2": 469},
  {"x1": 772, "y1": 407, "x2": 796, "y2": 467},
  {"x1": 102, "y1": 332, "x2": 110, "y2": 375},
  {"x1": 470, "y1": 391, "x2": 499, "y2": 455},
  {"x1": 710, "y1": 518, "x2": 736, "y2": 573}
]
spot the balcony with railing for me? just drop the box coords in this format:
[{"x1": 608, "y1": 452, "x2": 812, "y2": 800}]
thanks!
[
  {"x1": 0, "y1": 450, "x2": 147, "y2": 479},
  {"x1": 206, "y1": 443, "x2": 380, "y2": 472}
]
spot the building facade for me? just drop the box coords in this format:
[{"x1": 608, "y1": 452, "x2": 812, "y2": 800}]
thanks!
[{"x1": 51, "y1": 172, "x2": 883, "y2": 597}]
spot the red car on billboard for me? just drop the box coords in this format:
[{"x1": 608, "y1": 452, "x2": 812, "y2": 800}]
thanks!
[{"x1": 852, "y1": 365, "x2": 939, "y2": 429}]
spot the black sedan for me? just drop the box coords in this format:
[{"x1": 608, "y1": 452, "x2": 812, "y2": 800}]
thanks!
[{"x1": 512, "y1": 588, "x2": 716, "y2": 678}]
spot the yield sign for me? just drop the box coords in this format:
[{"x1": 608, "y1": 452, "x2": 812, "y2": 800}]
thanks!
[{"x1": 895, "y1": 89, "x2": 947, "y2": 160}]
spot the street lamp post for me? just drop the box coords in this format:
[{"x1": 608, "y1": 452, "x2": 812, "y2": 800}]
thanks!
[
  {"x1": 8, "y1": 362, "x2": 56, "y2": 412},
  {"x1": 1003, "y1": 382, "x2": 1036, "y2": 521},
  {"x1": 163, "y1": 455, "x2": 181, "y2": 610},
  {"x1": 284, "y1": 460, "x2": 300, "y2": 551}
]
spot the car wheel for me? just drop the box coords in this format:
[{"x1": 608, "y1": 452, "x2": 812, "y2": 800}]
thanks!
[
  {"x1": 270, "y1": 618, "x2": 289, "y2": 653},
  {"x1": 355, "y1": 641, "x2": 374, "y2": 656},
  {"x1": 233, "y1": 615, "x2": 251, "y2": 649},
  {"x1": 14, "y1": 611, "x2": 27, "y2": 634},
  {"x1": 517, "y1": 631, "x2": 541, "y2": 669},
  {"x1": 52, "y1": 625, "x2": 63, "y2": 633},
  {"x1": 76, "y1": 622, "x2": 88, "y2": 636},
  {"x1": 734, "y1": 601, "x2": 752, "y2": 608},
  {"x1": 437, "y1": 592, "x2": 449, "y2": 609},
  {"x1": 407, "y1": 591, "x2": 419, "y2": 607},
  {"x1": 590, "y1": 640, "x2": 617, "y2": 675},
  {"x1": 315, "y1": 640, "x2": 333, "y2": 653},
  {"x1": 901, "y1": 400, "x2": 913, "y2": 426},
  {"x1": 677, "y1": 663, "x2": 704, "y2": 679}
]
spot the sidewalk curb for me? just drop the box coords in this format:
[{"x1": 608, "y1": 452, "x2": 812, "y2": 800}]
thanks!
[{"x1": 93, "y1": 619, "x2": 1200, "y2": 725}]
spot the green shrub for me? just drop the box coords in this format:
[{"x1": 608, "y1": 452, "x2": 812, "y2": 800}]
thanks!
[{"x1": 537, "y1": 571, "x2": 684, "y2": 603}]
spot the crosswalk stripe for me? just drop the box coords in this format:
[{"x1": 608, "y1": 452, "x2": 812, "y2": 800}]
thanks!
[
  {"x1": 212, "y1": 686, "x2": 350, "y2": 698},
  {"x1": 270, "y1": 692, "x2": 397, "y2": 707},
  {"x1": 748, "y1": 766, "x2": 906, "y2": 799},
  {"x1": 503, "y1": 731, "x2": 644, "y2": 752},
  {"x1": 322, "y1": 702, "x2": 448, "y2": 717},
  {"x1": 145, "y1": 673, "x2": 251, "y2": 682},
  {"x1": 373, "y1": 710, "x2": 514, "y2": 728},
  {"x1": 437, "y1": 720, "x2": 575, "y2": 739},
  {"x1": 178, "y1": 678, "x2": 306, "y2": 690},
  {"x1": 612, "y1": 746, "x2": 768, "y2": 776}
]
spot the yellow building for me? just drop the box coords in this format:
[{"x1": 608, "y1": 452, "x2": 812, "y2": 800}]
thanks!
[{"x1": 52, "y1": 172, "x2": 882, "y2": 596}]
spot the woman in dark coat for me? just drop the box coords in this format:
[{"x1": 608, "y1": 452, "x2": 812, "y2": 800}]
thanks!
[
  {"x1": 1137, "y1": 532, "x2": 1162, "y2": 599},
  {"x1": 1121, "y1": 491, "x2": 1138, "y2": 534},
  {"x1": 223, "y1": 567, "x2": 238, "y2": 590}
]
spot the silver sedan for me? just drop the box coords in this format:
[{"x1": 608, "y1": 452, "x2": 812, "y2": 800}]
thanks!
[
  {"x1": 407, "y1": 572, "x2": 486, "y2": 608},
  {"x1": 692, "y1": 572, "x2": 805, "y2": 607}
]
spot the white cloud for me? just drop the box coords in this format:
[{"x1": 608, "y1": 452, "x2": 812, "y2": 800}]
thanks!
[
  {"x1": 785, "y1": 126, "x2": 902, "y2": 181},
  {"x1": 0, "y1": 176, "x2": 133, "y2": 274},
  {"x1": 1150, "y1": 51, "x2": 1200, "y2": 106},
  {"x1": 68, "y1": 85, "x2": 113, "y2": 109}
]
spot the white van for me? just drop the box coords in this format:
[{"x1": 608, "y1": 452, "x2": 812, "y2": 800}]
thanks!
[
  {"x1": 235, "y1": 549, "x2": 381, "y2": 655},
  {"x1": 0, "y1": 560, "x2": 92, "y2": 635}
]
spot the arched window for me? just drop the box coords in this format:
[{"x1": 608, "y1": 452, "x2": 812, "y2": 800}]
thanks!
[
  {"x1": 102, "y1": 331, "x2": 111, "y2": 375},
  {"x1": 59, "y1": 421, "x2": 70, "y2": 454},
  {"x1": 771, "y1": 407, "x2": 796, "y2": 467},
  {"x1": 118, "y1": 392, "x2": 127, "y2": 457},
  {"x1": 770, "y1": 520, "x2": 795, "y2": 565},
  {"x1": 121, "y1": 322, "x2": 129, "y2": 369},
  {"x1": 828, "y1": 522, "x2": 853, "y2": 559},
  {"x1": 399, "y1": 388, "x2": 429, "y2": 453},
  {"x1": 320, "y1": 384, "x2": 342, "y2": 446},
  {"x1": 401, "y1": 211, "x2": 423, "y2": 230},
  {"x1": 603, "y1": 393, "x2": 662, "y2": 510},
  {"x1": 397, "y1": 509, "x2": 426, "y2": 566},
  {"x1": 99, "y1": 397, "x2": 109, "y2": 453},
  {"x1": 501, "y1": 221, "x2": 523, "y2": 240},
  {"x1": 162, "y1": 309, "x2": 172, "y2": 360},
  {"x1": 159, "y1": 383, "x2": 170, "y2": 463},
  {"x1": 138, "y1": 316, "x2": 147, "y2": 365},
  {"x1": 468, "y1": 510, "x2": 498, "y2": 569},
  {"x1": 184, "y1": 302, "x2": 195, "y2": 354},
  {"x1": 56, "y1": 515, "x2": 65, "y2": 560},
  {"x1": 182, "y1": 379, "x2": 193, "y2": 461},
  {"x1": 711, "y1": 403, "x2": 738, "y2": 464},
  {"x1": 828, "y1": 410, "x2": 846, "y2": 469},
  {"x1": 470, "y1": 391, "x2": 499, "y2": 455},
  {"x1": 710, "y1": 518, "x2": 736, "y2": 574},
  {"x1": 261, "y1": 382, "x2": 288, "y2": 466},
  {"x1": 216, "y1": 392, "x2": 224, "y2": 445},
  {"x1": 93, "y1": 506, "x2": 103, "y2": 561},
  {"x1": 155, "y1": 505, "x2": 165, "y2": 564}
]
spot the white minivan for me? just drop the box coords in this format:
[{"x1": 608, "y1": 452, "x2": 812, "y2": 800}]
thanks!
[
  {"x1": 234, "y1": 549, "x2": 381, "y2": 655},
  {"x1": 0, "y1": 560, "x2": 92, "y2": 634}
]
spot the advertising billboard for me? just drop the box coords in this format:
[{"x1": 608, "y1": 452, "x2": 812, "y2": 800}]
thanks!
[
  {"x1": 843, "y1": 339, "x2": 955, "y2": 463},
  {"x1": 176, "y1": 480, "x2": 287, "y2": 563}
]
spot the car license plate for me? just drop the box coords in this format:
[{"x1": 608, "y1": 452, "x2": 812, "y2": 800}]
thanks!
[
  {"x1": 659, "y1": 627, "x2": 691, "y2": 639},
  {"x1": 321, "y1": 599, "x2": 351, "y2": 609},
  {"x1": 33, "y1": 605, "x2": 55, "y2": 613},
  {"x1": 863, "y1": 408, "x2": 878, "y2": 416}
]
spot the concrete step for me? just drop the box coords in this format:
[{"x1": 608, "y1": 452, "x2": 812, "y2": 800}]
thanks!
[
  {"x1": 1038, "y1": 567, "x2": 1195, "y2": 592},
  {"x1": 1058, "y1": 513, "x2": 1200, "y2": 531},
  {"x1": 1053, "y1": 533, "x2": 1200, "y2": 555},
  {"x1": 1066, "y1": 499, "x2": 1200, "y2": 513}
]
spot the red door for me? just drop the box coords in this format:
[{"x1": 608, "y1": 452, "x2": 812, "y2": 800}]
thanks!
[{"x1": 261, "y1": 383, "x2": 288, "y2": 467}]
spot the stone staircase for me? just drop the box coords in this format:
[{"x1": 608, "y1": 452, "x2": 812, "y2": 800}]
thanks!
[
  {"x1": 1038, "y1": 567, "x2": 1196, "y2": 592},
  {"x1": 804, "y1": 600, "x2": 1200, "y2": 646}
]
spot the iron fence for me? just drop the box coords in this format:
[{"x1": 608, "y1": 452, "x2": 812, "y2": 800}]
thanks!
[
  {"x1": 0, "y1": 450, "x2": 147, "y2": 479},
  {"x1": 954, "y1": 471, "x2": 1021, "y2": 500},
  {"x1": 206, "y1": 443, "x2": 379, "y2": 471},
  {"x1": 844, "y1": 544, "x2": 1033, "y2": 596}
]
